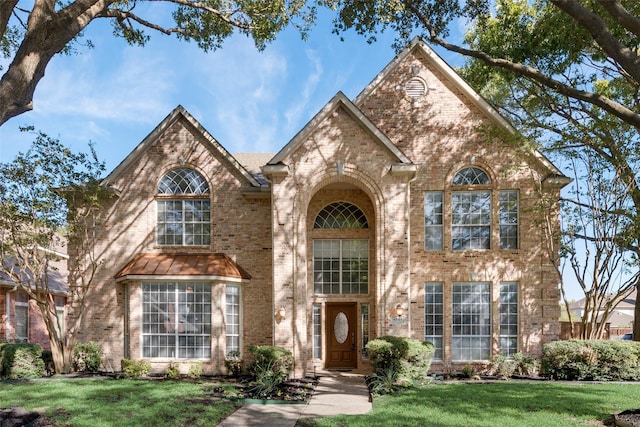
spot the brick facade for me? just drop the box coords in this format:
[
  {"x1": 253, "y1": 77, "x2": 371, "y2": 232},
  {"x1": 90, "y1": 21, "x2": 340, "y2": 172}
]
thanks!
[
  {"x1": 0, "y1": 287, "x2": 63, "y2": 350},
  {"x1": 69, "y1": 39, "x2": 567, "y2": 376}
]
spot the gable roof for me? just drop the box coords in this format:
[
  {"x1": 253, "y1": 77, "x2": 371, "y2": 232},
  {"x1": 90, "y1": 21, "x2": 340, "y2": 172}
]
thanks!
[
  {"x1": 354, "y1": 38, "x2": 567, "y2": 179},
  {"x1": 102, "y1": 105, "x2": 263, "y2": 188},
  {"x1": 268, "y1": 91, "x2": 412, "y2": 165}
]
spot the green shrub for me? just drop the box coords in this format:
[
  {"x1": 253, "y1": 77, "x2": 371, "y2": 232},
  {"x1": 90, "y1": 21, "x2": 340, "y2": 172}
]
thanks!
[
  {"x1": 121, "y1": 359, "x2": 151, "y2": 378},
  {"x1": 247, "y1": 345, "x2": 292, "y2": 395},
  {"x1": 485, "y1": 355, "x2": 512, "y2": 379},
  {"x1": 188, "y1": 362, "x2": 203, "y2": 379},
  {"x1": 367, "y1": 365, "x2": 399, "y2": 396},
  {"x1": 511, "y1": 352, "x2": 539, "y2": 376},
  {"x1": 366, "y1": 336, "x2": 435, "y2": 382},
  {"x1": 73, "y1": 341, "x2": 103, "y2": 372},
  {"x1": 248, "y1": 345, "x2": 292, "y2": 382},
  {"x1": 542, "y1": 339, "x2": 640, "y2": 381},
  {"x1": 166, "y1": 362, "x2": 180, "y2": 379},
  {"x1": 0, "y1": 343, "x2": 45, "y2": 379},
  {"x1": 485, "y1": 353, "x2": 540, "y2": 379}
]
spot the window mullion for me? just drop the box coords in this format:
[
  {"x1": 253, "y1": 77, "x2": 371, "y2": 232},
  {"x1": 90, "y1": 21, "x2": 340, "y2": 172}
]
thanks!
[
  {"x1": 173, "y1": 285, "x2": 179, "y2": 357},
  {"x1": 339, "y1": 240, "x2": 343, "y2": 294}
]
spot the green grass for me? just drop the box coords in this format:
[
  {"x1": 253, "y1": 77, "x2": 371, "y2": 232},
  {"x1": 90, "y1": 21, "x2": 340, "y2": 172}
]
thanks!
[
  {"x1": 306, "y1": 381, "x2": 640, "y2": 427},
  {"x1": 0, "y1": 377, "x2": 238, "y2": 426}
]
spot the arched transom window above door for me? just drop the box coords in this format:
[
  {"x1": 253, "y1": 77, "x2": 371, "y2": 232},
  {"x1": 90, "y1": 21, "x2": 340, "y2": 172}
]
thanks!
[{"x1": 314, "y1": 202, "x2": 368, "y2": 229}]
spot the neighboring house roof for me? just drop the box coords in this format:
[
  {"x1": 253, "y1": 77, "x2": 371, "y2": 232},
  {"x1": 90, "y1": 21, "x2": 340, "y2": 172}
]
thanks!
[
  {"x1": 354, "y1": 37, "x2": 569, "y2": 182},
  {"x1": 0, "y1": 255, "x2": 68, "y2": 296},
  {"x1": 102, "y1": 105, "x2": 264, "y2": 189},
  {"x1": 268, "y1": 91, "x2": 414, "y2": 166},
  {"x1": 114, "y1": 253, "x2": 252, "y2": 283},
  {"x1": 598, "y1": 311, "x2": 634, "y2": 328},
  {"x1": 569, "y1": 290, "x2": 636, "y2": 312}
]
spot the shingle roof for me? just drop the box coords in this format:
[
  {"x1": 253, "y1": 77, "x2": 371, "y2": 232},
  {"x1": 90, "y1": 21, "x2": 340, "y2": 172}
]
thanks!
[
  {"x1": 114, "y1": 253, "x2": 252, "y2": 281},
  {"x1": 0, "y1": 256, "x2": 68, "y2": 295},
  {"x1": 233, "y1": 153, "x2": 274, "y2": 186}
]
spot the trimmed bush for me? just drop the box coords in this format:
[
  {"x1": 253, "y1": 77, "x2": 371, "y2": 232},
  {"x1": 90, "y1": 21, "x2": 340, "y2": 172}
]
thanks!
[
  {"x1": 366, "y1": 336, "x2": 435, "y2": 382},
  {"x1": 121, "y1": 359, "x2": 151, "y2": 378},
  {"x1": 542, "y1": 339, "x2": 640, "y2": 381},
  {"x1": 0, "y1": 343, "x2": 45, "y2": 379},
  {"x1": 73, "y1": 341, "x2": 103, "y2": 372},
  {"x1": 166, "y1": 362, "x2": 180, "y2": 379},
  {"x1": 485, "y1": 353, "x2": 540, "y2": 379},
  {"x1": 188, "y1": 362, "x2": 203, "y2": 379}
]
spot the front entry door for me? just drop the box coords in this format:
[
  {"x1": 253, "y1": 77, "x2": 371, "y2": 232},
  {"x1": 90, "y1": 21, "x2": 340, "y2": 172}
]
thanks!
[{"x1": 326, "y1": 303, "x2": 357, "y2": 369}]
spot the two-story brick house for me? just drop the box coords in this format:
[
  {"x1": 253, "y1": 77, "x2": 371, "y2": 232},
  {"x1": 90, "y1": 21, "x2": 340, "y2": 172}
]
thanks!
[{"x1": 70, "y1": 39, "x2": 569, "y2": 375}]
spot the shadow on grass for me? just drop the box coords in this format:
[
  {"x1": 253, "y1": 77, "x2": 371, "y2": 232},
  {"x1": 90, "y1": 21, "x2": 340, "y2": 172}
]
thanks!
[
  {"x1": 310, "y1": 381, "x2": 640, "y2": 427},
  {"x1": 0, "y1": 378, "x2": 238, "y2": 427}
]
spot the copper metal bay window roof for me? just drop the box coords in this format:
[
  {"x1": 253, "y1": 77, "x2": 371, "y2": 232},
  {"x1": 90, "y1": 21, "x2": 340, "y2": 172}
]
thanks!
[{"x1": 114, "y1": 253, "x2": 252, "y2": 282}]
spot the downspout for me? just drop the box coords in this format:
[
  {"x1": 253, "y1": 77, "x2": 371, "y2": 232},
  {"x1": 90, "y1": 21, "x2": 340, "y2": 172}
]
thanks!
[{"x1": 124, "y1": 283, "x2": 130, "y2": 359}]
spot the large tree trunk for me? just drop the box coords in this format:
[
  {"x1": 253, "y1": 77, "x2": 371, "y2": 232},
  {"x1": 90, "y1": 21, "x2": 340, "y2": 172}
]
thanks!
[{"x1": 0, "y1": 0, "x2": 107, "y2": 125}]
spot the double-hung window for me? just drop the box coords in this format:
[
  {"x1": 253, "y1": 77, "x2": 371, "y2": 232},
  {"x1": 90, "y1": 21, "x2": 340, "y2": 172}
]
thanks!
[
  {"x1": 452, "y1": 282, "x2": 491, "y2": 361},
  {"x1": 500, "y1": 282, "x2": 518, "y2": 356},
  {"x1": 424, "y1": 283, "x2": 443, "y2": 360},
  {"x1": 157, "y1": 168, "x2": 211, "y2": 246},
  {"x1": 225, "y1": 285, "x2": 240, "y2": 356},
  {"x1": 14, "y1": 291, "x2": 29, "y2": 342},
  {"x1": 424, "y1": 192, "x2": 443, "y2": 250},
  {"x1": 499, "y1": 191, "x2": 519, "y2": 249}
]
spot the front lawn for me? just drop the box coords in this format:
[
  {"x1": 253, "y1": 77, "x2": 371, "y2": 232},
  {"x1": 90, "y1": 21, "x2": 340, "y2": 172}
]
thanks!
[
  {"x1": 0, "y1": 377, "x2": 238, "y2": 426},
  {"x1": 305, "y1": 381, "x2": 640, "y2": 427}
]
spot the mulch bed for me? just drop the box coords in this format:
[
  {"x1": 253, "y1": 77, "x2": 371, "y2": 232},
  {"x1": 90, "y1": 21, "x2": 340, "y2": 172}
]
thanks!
[
  {"x1": 207, "y1": 376, "x2": 318, "y2": 403},
  {"x1": 615, "y1": 409, "x2": 640, "y2": 427}
]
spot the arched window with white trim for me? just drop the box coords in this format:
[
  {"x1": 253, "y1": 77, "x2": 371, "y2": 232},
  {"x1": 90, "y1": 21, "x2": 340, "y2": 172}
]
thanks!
[{"x1": 156, "y1": 168, "x2": 211, "y2": 246}]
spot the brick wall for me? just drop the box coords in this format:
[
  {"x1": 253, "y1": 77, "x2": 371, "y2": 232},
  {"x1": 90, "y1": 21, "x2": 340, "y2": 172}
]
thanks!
[{"x1": 70, "y1": 42, "x2": 563, "y2": 376}]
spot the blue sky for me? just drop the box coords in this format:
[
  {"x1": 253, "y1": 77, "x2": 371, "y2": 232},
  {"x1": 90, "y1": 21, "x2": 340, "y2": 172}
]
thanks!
[{"x1": 0, "y1": 11, "x2": 463, "y2": 171}]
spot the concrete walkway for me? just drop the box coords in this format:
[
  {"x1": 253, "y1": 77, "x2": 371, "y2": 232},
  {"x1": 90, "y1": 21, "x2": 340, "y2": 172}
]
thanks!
[{"x1": 216, "y1": 372, "x2": 372, "y2": 427}]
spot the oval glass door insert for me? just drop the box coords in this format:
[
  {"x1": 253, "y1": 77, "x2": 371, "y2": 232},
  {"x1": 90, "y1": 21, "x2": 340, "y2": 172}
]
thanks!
[{"x1": 334, "y1": 312, "x2": 349, "y2": 344}]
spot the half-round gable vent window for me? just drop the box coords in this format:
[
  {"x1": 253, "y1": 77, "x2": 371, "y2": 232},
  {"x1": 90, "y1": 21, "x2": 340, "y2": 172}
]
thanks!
[
  {"x1": 405, "y1": 77, "x2": 427, "y2": 100},
  {"x1": 158, "y1": 168, "x2": 210, "y2": 194},
  {"x1": 452, "y1": 167, "x2": 491, "y2": 185},
  {"x1": 314, "y1": 202, "x2": 368, "y2": 229}
]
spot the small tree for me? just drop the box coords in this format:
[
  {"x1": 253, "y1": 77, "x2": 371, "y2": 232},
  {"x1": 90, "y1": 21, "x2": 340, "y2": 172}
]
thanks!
[
  {"x1": 0, "y1": 128, "x2": 108, "y2": 373},
  {"x1": 560, "y1": 154, "x2": 639, "y2": 339}
]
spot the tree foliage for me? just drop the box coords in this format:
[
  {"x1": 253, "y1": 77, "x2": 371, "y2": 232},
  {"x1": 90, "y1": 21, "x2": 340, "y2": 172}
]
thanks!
[
  {"x1": 0, "y1": 129, "x2": 109, "y2": 373},
  {"x1": 0, "y1": 0, "x2": 314, "y2": 126},
  {"x1": 327, "y1": 0, "x2": 640, "y2": 338}
]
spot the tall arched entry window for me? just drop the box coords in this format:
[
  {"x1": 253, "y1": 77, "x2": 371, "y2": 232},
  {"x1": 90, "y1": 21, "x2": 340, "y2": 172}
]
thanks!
[{"x1": 313, "y1": 202, "x2": 369, "y2": 295}]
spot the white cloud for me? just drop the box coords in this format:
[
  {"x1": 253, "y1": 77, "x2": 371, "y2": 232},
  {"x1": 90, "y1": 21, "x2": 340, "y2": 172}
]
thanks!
[
  {"x1": 36, "y1": 45, "x2": 174, "y2": 124},
  {"x1": 283, "y1": 48, "x2": 323, "y2": 135}
]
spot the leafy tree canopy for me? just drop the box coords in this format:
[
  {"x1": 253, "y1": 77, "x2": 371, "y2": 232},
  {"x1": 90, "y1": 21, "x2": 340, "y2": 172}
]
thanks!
[{"x1": 0, "y1": 0, "x2": 314, "y2": 125}]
